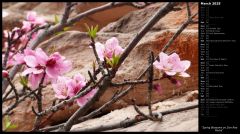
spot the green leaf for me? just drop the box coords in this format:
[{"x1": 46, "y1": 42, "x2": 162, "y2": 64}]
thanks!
[
  {"x1": 3, "y1": 115, "x2": 17, "y2": 131},
  {"x1": 112, "y1": 54, "x2": 120, "y2": 67},
  {"x1": 8, "y1": 124, "x2": 17, "y2": 129},
  {"x1": 84, "y1": 23, "x2": 90, "y2": 32},
  {"x1": 106, "y1": 58, "x2": 113, "y2": 67},
  {"x1": 54, "y1": 15, "x2": 59, "y2": 25},
  {"x1": 63, "y1": 26, "x2": 71, "y2": 31},
  {"x1": 84, "y1": 23, "x2": 98, "y2": 39},
  {"x1": 19, "y1": 75, "x2": 28, "y2": 87}
]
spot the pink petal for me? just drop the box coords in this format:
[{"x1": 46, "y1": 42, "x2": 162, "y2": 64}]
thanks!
[
  {"x1": 34, "y1": 17, "x2": 45, "y2": 25},
  {"x1": 66, "y1": 80, "x2": 77, "y2": 97},
  {"x1": 27, "y1": 11, "x2": 37, "y2": 21},
  {"x1": 76, "y1": 88, "x2": 97, "y2": 106},
  {"x1": 22, "y1": 68, "x2": 34, "y2": 76},
  {"x1": 159, "y1": 52, "x2": 169, "y2": 63},
  {"x1": 28, "y1": 73, "x2": 43, "y2": 90},
  {"x1": 165, "y1": 71, "x2": 177, "y2": 76},
  {"x1": 74, "y1": 73, "x2": 85, "y2": 82},
  {"x1": 13, "y1": 53, "x2": 25, "y2": 65},
  {"x1": 105, "y1": 37, "x2": 119, "y2": 49},
  {"x1": 95, "y1": 42, "x2": 105, "y2": 61},
  {"x1": 24, "y1": 48, "x2": 36, "y2": 56},
  {"x1": 52, "y1": 76, "x2": 69, "y2": 99},
  {"x1": 46, "y1": 66, "x2": 58, "y2": 78},
  {"x1": 153, "y1": 61, "x2": 163, "y2": 70},
  {"x1": 24, "y1": 55, "x2": 38, "y2": 67},
  {"x1": 181, "y1": 60, "x2": 191, "y2": 71},
  {"x1": 179, "y1": 72, "x2": 190, "y2": 77},
  {"x1": 22, "y1": 21, "x2": 32, "y2": 32},
  {"x1": 59, "y1": 60, "x2": 72, "y2": 74},
  {"x1": 35, "y1": 48, "x2": 48, "y2": 65}
]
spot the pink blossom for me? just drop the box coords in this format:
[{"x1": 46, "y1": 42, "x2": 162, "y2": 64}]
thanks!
[
  {"x1": 26, "y1": 11, "x2": 45, "y2": 26},
  {"x1": 45, "y1": 52, "x2": 72, "y2": 79},
  {"x1": 95, "y1": 37, "x2": 124, "y2": 61},
  {"x1": 153, "y1": 52, "x2": 191, "y2": 77},
  {"x1": 52, "y1": 76, "x2": 70, "y2": 99},
  {"x1": 18, "y1": 48, "x2": 72, "y2": 90},
  {"x1": 66, "y1": 73, "x2": 97, "y2": 106},
  {"x1": 22, "y1": 21, "x2": 32, "y2": 32}
]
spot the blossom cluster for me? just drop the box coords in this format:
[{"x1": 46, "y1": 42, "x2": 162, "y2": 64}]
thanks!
[
  {"x1": 52, "y1": 74, "x2": 98, "y2": 106},
  {"x1": 153, "y1": 52, "x2": 191, "y2": 94},
  {"x1": 95, "y1": 37, "x2": 124, "y2": 67},
  {"x1": 2, "y1": 11, "x2": 46, "y2": 68},
  {"x1": 14, "y1": 48, "x2": 72, "y2": 90},
  {"x1": 153, "y1": 52, "x2": 191, "y2": 77}
]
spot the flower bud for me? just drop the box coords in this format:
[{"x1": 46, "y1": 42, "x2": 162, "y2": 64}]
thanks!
[{"x1": 2, "y1": 70, "x2": 9, "y2": 78}]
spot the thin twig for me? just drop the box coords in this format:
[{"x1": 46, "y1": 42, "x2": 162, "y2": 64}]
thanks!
[
  {"x1": 186, "y1": 2, "x2": 191, "y2": 18},
  {"x1": 147, "y1": 51, "x2": 154, "y2": 117},
  {"x1": 2, "y1": 87, "x2": 39, "y2": 116},
  {"x1": 90, "y1": 39, "x2": 105, "y2": 75},
  {"x1": 7, "y1": 77, "x2": 19, "y2": 101},
  {"x1": 110, "y1": 78, "x2": 161, "y2": 87},
  {"x1": 132, "y1": 99, "x2": 161, "y2": 121},
  {"x1": 61, "y1": 2, "x2": 73, "y2": 25}
]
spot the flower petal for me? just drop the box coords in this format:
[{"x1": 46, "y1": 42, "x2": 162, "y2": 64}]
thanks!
[
  {"x1": 24, "y1": 55, "x2": 38, "y2": 67},
  {"x1": 179, "y1": 72, "x2": 190, "y2": 77}
]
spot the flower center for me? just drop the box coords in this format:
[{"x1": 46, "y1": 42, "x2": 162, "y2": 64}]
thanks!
[{"x1": 46, "y1": 58, "x2": 56, "y2": 67}]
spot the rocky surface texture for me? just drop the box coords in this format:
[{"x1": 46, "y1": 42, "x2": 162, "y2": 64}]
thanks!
[
  {"x1": 2, "y1": 2, "x2": 198, "y2": 131},
  {"x1": 71, "y1": 90, "x2": 198, "y2": 132}
]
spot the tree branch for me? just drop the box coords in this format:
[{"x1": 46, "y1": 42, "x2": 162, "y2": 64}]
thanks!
[
  {"x1": 147, "y1": 51, "x2": 154, "y2": 117},
  {"x1": 2, "y1": 2, "x2": 133, "y2": 95},
  {"x1": 115, "y1": 2, "x2": 176, "y2": 72}
]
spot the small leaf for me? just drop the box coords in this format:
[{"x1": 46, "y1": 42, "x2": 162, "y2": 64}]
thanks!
[
  {"x1": 112, "y1": 54, "x2": 120, "y2": 67},
  {"x1": 3, "y1": 115, "x2": 17, "y2": 131},
  {"x1": 84, "y1": 23, "x2": 90, "y2": 32},
  {"x1": 19, "y1": 75, "x2": 28, "y2": 87},
  {"x1": 63, "y1": 26, "x2": 71, "y2": 31},
  {"x1": 55, "y1": 31, "x2": 65, "y2": 36},
  {"x1": 84, "y1": 23, "x2": 99, "y2": 39},
  {"x1": 54, "y1": 15, "x2": 59, "y2": 25},
  {"x1": 8, "y1": 124, "x2": 17, "y2": 129},
  {"x1": 106, "y1": 58, "x2": 113, "y2": 67}
]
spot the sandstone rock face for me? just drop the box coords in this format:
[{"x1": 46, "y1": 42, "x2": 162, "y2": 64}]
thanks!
[
  {"x1": 2, "y1": 2, "x2": 140, "y2": 32},
  {"x1": 71, "y1": 90, "x2": 198, "y2": 132},
  {"x1": 100, "y1": 2, "x2": 198, "y2": 33},
  {"x1": 72, "y1": 2, "x2": 139, "y2": 31},
  {"x1": 2, "y1": 2, "x2": 198, "y2": 131}
]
